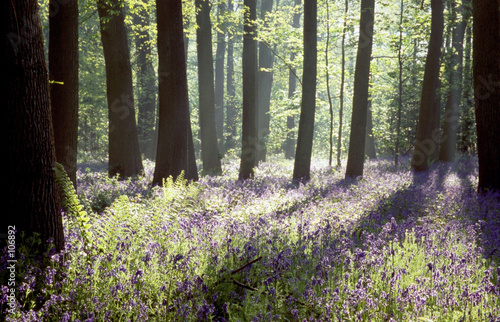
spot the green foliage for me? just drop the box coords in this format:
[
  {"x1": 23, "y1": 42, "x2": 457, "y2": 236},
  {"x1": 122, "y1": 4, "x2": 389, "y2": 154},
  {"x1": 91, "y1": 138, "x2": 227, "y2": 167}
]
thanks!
[
  {"x1": 53, "y1": 162, "x2": 93, "y2": 254},
  {"x1": 151, "y1": 171, "x2": 203, "y2": 216}
]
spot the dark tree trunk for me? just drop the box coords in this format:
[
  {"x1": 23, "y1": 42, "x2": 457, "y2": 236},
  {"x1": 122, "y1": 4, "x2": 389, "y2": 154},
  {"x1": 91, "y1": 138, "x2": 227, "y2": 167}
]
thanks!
[
  {"x1": 196, "y1": 0, "x2": 222, "y2": 176},
  {"x1": 438, "y1": 0, "x2": 466, "y2": 162},
  {"x1": 411, "y1": 0, "x2": 444, "y2": 172},
  {"x1": 4, "y1": 0, "x2": 64, "y2": 253},
  {"x1": 225, "y1": 0, "x2": 237, "y2": 152},
  {"x1": 345, "y1": 0, "x2": 375, "y2": 178},
  {"x1": 239, "y1": 0, "x2": 258, "y2": 180},
  {"x1": 153, "y1": 0, "x2": 198, "y2": 185},
  {"x1": 97, "y1": 0, "x2": 143, "y2": 178},
  {"x1": 284, "y1": 0, "x2": 302, "y2": 160},
  {"x1": 133, "y1": 4, "x2": 157, "y2": 160},
  {"x1": 473, "y1": 0, "x2": 500, "y2": 193},
  {"x1": 292, "y1": 0, "x2": 317, "y2": 181},
  {"x1": 49, "y1": 0, "x2": 79, "y2": 188},
  {"x1": 215, "y1": 2, "x2": 226, "y2": 156},
  {"x1": 257, "y1": 0, "x2": 274, "y2": 162}
]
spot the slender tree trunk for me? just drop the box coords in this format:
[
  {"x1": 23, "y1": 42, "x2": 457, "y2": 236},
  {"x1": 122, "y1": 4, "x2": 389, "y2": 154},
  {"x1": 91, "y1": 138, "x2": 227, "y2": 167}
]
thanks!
[
  {"x1": 196, "y1": 0, "x2": 222, "y2": 176},
  {"x1": 215, "y1": 1, "x2": 226, "y2": 156},
  {"x1": 239, "y1": 0, "x2": 258, "y2": 180},
  {"x1": 395, "y1": 0, "x2": 403, "y2": 166},
  {"x1": 98, "y1": 0, "x2": 143, "y2": 178},
  {"x1": 257, "y1": 0, "x2": 274, "y2": 162},
  {"x1": 411, "y1": 0, "x2": 444, "y2": 172},
  {"x1": 365, "y1": 89, "x2": 377, "y2": 159},
  {"x1": 459, "y1": 22, "x2": 473, "y2": 153},
  {"x1": 345, "y1": 0, "x2": 375, "y2": 178},
  {"x1": 4, "y1": 0, "x2": 64, "y2": 252},
  {"x1": 225, "y1": 0, "x2": 237, "y2": 152},
  {"x1": 49, "y1": 0, "x2": 79, "y2": 188},
  {"x1": 292, "y1": 0, "x2": 317, "y2": 181},
  {"x1": 153, "y1": 0, "x2": 198, "y2": 185},
  {"x1": 473, "y1": 0, "x2": 500, "y2": 193},
  {"x1": 337, "y1": 0, "x2": 348, "y2": 167},
  {"x1": 133, "y1": 4, "x2": 157, "y2": 160},
  {"x1": 326, "y1": 0, "x2": 334, "y2": 167},
  {"x1": 285, "y1": 0, "x2": 302, "y2": 160},
  {"x1": 438, "y1": 0, "x2": 466, "y2": 162},
  {"x1": 184, "y1": 17, "x2": 190, "y2": 63}
]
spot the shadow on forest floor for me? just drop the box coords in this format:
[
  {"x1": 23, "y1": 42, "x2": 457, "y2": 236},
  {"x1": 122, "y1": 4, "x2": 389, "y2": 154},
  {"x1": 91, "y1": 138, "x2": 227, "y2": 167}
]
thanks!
[{"x1": 347, "y1": 158, "x2": 500, "y2": 263}]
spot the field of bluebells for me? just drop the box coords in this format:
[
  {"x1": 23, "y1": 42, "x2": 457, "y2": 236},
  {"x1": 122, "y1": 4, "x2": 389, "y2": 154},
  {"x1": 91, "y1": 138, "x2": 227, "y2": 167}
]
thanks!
[{"x1": 1, "y1": 155, "x2": 500, "y2": 321}]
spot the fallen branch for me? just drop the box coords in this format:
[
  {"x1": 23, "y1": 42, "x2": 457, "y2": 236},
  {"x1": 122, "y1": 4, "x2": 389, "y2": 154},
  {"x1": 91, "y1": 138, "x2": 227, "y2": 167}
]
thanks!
[
  {"x1": 232, "y1": 279, "x2": 258, "y2": 291},
  {"x1": 230, "y1": 256, "x2": 263, "y2": 276}
]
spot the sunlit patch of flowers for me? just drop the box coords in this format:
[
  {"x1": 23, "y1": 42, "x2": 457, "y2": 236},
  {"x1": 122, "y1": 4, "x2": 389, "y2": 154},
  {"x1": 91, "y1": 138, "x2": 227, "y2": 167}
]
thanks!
[{"x1": 1, "y1": 156, "x2": 499, "y2": 321}]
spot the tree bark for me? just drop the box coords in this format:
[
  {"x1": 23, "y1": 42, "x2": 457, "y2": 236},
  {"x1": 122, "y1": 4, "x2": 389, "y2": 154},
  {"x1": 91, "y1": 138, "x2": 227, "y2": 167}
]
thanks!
[
  {"x1": 133, "y1": 4, "x2": 157, "y2": 160},
  {"x1": 292, "y1": 0, "x2": 317, "y2": 181},
  {"x1": 337, "y1": 0, "x2": 348, "y2": 167},
  {"x1": 49, "y1": 0, "x2": 79, "y2": 188},
  {"x1": 239, "y1": 0, "x2": 258, "y2": 180},
  {"x1": 196, "y1": 0, "x2": 222, "y2": 176},
  {"x1": 411, "y1": 0, "x2": 444, "y2": 172},
  {"x1": 458, "y1": 22, "x2": 474, "y2": 154},
  {"x1": 284, "y1": 0, "x2": 302, "y2": 160},
  {"x1": 98, "y1": 0, "x2": 143, "y2": 178},
  {"x1": 153, "y1": 0, "x2": 198, "y2": 185},
  {"x1": 473, "y1": 0, "x2": 500, "y2": 193},
  {"x1": 326, "y1": 0, "x2": 334, "y2": 167},
  {"x1": 4, "y1": 0, "x2": 64, "y2": 252},
  {"x1": 395, "y1": 0, "x2": 403, "y2": 166},
  {"x1": 225, "y1": 0, "x2": 237, "y2": 153},
  {"x1": 257, "y1": 0, "x2": 274, "y2": 162},
  {"x1": 438, "y1": 0, "x2": 466, "y2": 162},
  {"x1": 365, "y1": 92, "x2": 377, "y2": 159},
  {"x1": 345, "y1": 0, "x2": 375, "y2": 178},
  {"x1": 215, "y1": 1, "x2": 226, "y2": 156}
]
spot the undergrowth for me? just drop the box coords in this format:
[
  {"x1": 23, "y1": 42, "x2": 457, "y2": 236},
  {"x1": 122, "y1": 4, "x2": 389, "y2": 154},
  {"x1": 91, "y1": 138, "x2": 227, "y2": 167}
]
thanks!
[{"x1": 1, "y1": 156, "x2": 499, "y2": 321}]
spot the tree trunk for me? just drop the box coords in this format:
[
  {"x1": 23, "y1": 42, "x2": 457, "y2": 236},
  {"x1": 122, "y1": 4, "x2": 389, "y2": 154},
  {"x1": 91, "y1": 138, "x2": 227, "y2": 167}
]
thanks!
[
  {"x1": 153, "y1": 0, "x2": 198, "y2": 185},
  {"x1": 239, "y1": 0, "x2": 258, "y2": 180},
  {"x1": 438, "y1": 0, "x2": 466, "y2": 162},
  {"x1": 284, "y1": 0, "x2": 302, "y2": 160},
  {"x1": 345, "y1": 0, "x2": 375, "y2": 178},
  {"x1": 337, "y1": 0, "x2": 348, "y2": 167},
  {"x1": 411, "y1": 0, "x2": 444, "y2": 172},
  {"x1": 133, "y1": 4, "x2": 157, "y2": 160},
  {"x1": 196, "y1": 0, "x2": 222, "y2": 176},
  {"x1": 225, "y1": 0, "x2": 237, "y2": 152},
  {"x1": 49, "y1": 0, "x2": 79, "y2": 188},
  {"x1": 215, "y1": 2, "x2": 226, "y2": 156},
  {"x1": 257, "y1": 0, "x2": 274, "y2": 162},
  {"x1": 473, "y1": 0, "x2": 500, "y2": 193},
  {"x1": 365, "y1": 92, "x2": 377, "y2": 159},
  {"x1": 326, "y1": 0, "x2": 334, "y2": 167},
  {"x1": 98, "y1": 0, "x2": 143, "y2": 178},
  {"x1": 395, "y1": 0, "x2": 403, "y2": 166},
  {"x1": 458, "y1": 22, "x2": 474, "y2": 154},
  {"x1": 292, "y1": 0, "x2": 317, "y2": 181},
  {"x1": 4, "y1": 0, "x2": 64, "y2": 253}
]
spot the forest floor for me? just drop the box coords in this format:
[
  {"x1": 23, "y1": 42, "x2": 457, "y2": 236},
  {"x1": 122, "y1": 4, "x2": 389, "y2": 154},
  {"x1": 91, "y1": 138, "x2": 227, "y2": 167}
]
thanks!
[{"x1": 2, "y1": 155, "x2": 500, "y2": 321}]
